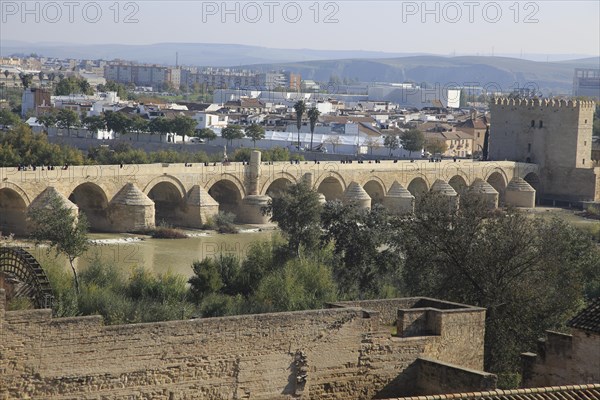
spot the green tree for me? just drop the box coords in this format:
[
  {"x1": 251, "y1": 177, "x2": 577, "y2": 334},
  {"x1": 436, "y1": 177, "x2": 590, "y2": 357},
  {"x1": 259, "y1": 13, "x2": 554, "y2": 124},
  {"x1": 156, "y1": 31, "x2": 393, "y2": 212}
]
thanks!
[
  {"x1": 221, "y1": 124, "x2": 244, "y2": 147},
  {"x1": 56, "y1": 108, "x2": 80, "y2": 135},
  {"x1": 251, "y1": 257, "x2": 337, "y2": 313},
  {"x1": 400, "y1": 191, "x2": 600, "y2": 374},
  {"x1": 482, "y1": 125, "x2": 490, "y2": 160},
  {"x1": 28, "y1": 192, "x2": 89, "y2": 294},
  {"x1": 424, "y1": 137, "x2": 448, "y2": 155},
  {"x1": 383, "y1": 134, "x2": 400, "y2": 156},
  {"x1": 263, "y1": 181, "x2": 322, "y2": 256},
  {"x1": 104, "y1": 111, "x2": 132, "y2": 136},
  {"x1": 401, "y1": 128, "x2": 425, "y2": 157},
  {"x1": 293, "y1": 100, "x2": 306, "y2": 150},
  {"x1": 321, "y1": 201, "x2": 400, "y2": 298},
  {"x1": 19, "y1": 73, "x2": 33, "y2": 89},
  {"x1": 130, "y1": 115, "x2": 149, "y2": 141},
  {"x1": 197, "y1": 127, "x2": 217, "y2": 143},
  {"x1": 245, "y1": 123, "x2": 265, "y2": 148},
  {"x1": 307, "y1": 107, "x2": 320, "y2": 151},
  {"x1": 149, "y1": 117, "x2": 172, "y2": 142},
  {"x1": 36, "y1": 111, "x2": 58, "y2": 131},
  {"x1": 82, "y1": 115, "x2": 106, "y2": 135},
  {"x1": 171, "y1": 114, "x2": 197, "y2": 143},
  {"x1": 0, "y1": 109, "x2": 20, "y2": 127},
  {"x1": 55, "y1": 76, "x2": 93, "y2": 95},
  {"x1": 3, "y1": 70, "x2": 9, "y2": 80}
]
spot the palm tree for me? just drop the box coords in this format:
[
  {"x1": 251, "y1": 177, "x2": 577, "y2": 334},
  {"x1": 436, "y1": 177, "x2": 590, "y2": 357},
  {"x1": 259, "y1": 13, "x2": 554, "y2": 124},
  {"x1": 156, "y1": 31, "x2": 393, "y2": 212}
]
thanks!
[
  {"x1": 293, "y1": 100, "x2": 306, "y2": 150},
  {"x1": 307, "y1": 107, "x2": 320, "y2": 151}
]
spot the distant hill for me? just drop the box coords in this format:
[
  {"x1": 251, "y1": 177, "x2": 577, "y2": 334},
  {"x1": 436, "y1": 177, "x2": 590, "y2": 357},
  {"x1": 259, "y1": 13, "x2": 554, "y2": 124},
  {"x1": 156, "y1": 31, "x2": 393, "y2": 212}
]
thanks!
[
  {"x1": 244, "y1": 55, "x2": 600, "y2": 94},
  {"x1": 0, "y1": 41, "x2": 418, "y2": 66},
  {"x1": 2, "y1": 41, "x2": 598, "y2": 94}
]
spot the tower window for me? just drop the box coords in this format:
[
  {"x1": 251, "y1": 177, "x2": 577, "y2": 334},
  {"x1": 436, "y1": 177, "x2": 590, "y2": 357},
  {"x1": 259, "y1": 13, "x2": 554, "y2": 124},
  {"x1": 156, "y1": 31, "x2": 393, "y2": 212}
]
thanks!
[
  {"x1": 528, "y1": 143, "x2": 531, "y2": 152},
  {"x1": 583, "y1": 159, "x2": 586, "y2": 165},
  {"x1": 585, "y1": 119, "x2": 588, "y2": 124},
  {"x1": 531, "y1": 120, "x2": 535, "y2": 127},
  {"x1": 539, "y1": 120, "x2": 543, "y2": 128}
]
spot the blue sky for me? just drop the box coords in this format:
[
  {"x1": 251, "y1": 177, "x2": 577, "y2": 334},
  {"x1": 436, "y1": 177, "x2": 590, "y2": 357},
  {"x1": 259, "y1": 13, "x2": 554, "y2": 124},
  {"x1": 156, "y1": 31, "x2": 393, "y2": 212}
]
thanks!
[{"x1": 1, "y1": 1, "x2": 599, "y2": 57}]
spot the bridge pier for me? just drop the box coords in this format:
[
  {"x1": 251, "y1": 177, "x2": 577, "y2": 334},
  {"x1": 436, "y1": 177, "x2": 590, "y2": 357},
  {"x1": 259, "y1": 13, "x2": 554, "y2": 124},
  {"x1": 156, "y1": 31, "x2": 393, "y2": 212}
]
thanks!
[
  {"x1": 343, "y1": 182, "x2": 371, "y2": 209},
  {"x1": 470, "y1": 179, "x2": 499, "y2": 209},
  {"x1": 28, "y1": 187, "x2": 79, "y2": 233},
  {"x1": 383, "y1": 181, "x2": 415, "y2": 214},
  {"x1": 108, "y1": 183, "x2": 155, "y2": 232},
  {"x1": 504, "y1": 178, "x2": 536, "y2": 208},
  {"x1": 238, "y1": 150, "x2": 271, "y2": 224},
  {"x1": 181, "y1": 185, "x2": 219, "y2": 228},
  {"x1": 431, "y1": 180, "x2": 459, "y2": 210}
]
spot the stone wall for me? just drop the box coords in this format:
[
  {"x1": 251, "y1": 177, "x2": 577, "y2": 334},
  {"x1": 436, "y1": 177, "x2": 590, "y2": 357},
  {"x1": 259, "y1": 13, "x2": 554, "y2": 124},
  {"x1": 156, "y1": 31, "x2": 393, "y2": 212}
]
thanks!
[
  {"x1": 415, "y1": 357, "x2": 497, "y2": 395},
  {"x1": 522, "y1": 329, "x2": 600, "y2": 387},
  {"x1": 0, "y1": 291, "x2": 487, "y2": 399}
]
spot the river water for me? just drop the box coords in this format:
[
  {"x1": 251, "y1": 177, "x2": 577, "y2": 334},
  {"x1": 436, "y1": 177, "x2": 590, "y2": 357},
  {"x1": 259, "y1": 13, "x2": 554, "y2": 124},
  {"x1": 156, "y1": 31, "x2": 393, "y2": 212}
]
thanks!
[{"x1": 18, "y1": 229, "x2": 277, "y2": 279}]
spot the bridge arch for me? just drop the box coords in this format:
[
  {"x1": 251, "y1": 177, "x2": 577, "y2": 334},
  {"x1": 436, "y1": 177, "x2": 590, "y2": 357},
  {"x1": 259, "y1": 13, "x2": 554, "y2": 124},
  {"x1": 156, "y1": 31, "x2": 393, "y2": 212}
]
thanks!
[
  {"x1": 407, "y1": 176, "x2": 430, "y2": 200},
  {"x1": 524, "y1": 172, "x2": 542, "y2": 204},
  {"x1": 448, "y1": 175, "x2": 468, "y2": 195},
  {"x1": 316, "y1": 173, "x2": 345, "y2": 202},
  {"x1": 260, "y1": 172, "x2": 297, "y2": 196},
  {"x1": 486, "y1": 171, "x2": 507, "y2": 205},
  {"x1": 363, "y1": 178, "x2": 386, "y2": 205},
  {"x1": 147, "y1": 181, "x2": 186, "y2": 227},
  {"x1": 264, "y1": 177, "x2": 295, "y2": 198},
  {"x1": 68, "y1": 183, "x2": 110, "y2": 232},
  {"x1": 0, "y1": 187, "x2": 28, "y2": 236},
  {"x1": 208, "y1": 178, "x2": 244, "y2": 215},
  {"x1": 143, "y1": 175, "x2": 187, "y2": 199}
]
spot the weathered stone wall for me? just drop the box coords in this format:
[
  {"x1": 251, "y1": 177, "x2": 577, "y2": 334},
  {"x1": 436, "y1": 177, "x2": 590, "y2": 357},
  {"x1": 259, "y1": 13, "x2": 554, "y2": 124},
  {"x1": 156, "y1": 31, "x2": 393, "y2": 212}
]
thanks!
[
  {"x1": 0, "y1": 291, "x2": 487, "y2": 400},
  {"x1": 415, "y1": 357, "x2": 497, "y2": 395},
  {"x1": 522, "y1": 329, "x2": 600, "y2": 387}
]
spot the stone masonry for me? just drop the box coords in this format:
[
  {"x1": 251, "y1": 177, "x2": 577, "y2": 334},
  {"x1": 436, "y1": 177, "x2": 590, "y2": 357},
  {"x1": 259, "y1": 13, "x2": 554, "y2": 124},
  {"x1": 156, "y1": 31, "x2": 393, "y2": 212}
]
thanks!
[{"x1": 0, "y1": 291, "x2": 487, "y2": 400}]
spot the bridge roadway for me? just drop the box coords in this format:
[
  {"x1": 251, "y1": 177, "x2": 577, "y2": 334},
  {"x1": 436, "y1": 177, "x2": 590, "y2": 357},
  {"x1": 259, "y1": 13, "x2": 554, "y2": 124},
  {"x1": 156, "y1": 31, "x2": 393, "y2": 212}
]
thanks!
[{"x1": 0, "y1": 152, "x2": 539, "y2": 234}]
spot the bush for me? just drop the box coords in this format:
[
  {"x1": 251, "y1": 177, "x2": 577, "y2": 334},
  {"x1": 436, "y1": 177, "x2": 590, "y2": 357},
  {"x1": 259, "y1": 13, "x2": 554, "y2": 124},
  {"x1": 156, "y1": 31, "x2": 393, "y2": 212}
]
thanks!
[{"x1": 214, "y1": 212, "x2": 239, "y2": 234}]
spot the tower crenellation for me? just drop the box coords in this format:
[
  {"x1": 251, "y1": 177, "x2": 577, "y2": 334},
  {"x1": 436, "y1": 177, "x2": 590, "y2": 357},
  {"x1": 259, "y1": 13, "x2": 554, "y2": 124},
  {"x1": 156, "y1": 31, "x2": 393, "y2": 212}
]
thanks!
[{"x1": 493, "y1": 97, "x2": 596, "y2": 110}]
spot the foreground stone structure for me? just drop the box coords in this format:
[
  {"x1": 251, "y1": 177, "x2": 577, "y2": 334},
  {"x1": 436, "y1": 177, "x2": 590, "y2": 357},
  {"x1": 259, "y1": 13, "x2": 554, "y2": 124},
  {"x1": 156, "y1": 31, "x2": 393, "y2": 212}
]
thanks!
[
  {"x1": 521, "y1": 298, "x2": 600, "y2": 387},
  {"x1": 0, "y1": 291, "x2": 489, "y2": 399},
  {"x1": 0, "y1": 154, "x2": 539, "y2": 234}
]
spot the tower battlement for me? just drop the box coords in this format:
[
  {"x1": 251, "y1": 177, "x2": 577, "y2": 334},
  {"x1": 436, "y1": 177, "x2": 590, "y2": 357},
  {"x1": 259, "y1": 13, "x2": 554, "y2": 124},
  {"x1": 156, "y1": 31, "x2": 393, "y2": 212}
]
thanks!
[{"x1": 492, "y1": 97, "x2": 596, "y2": 110}]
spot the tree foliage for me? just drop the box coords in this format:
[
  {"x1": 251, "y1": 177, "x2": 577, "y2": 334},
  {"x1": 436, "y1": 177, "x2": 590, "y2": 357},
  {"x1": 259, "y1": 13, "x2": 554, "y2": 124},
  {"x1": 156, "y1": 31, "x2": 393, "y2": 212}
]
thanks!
[
  {"x1": 424, "y1": 138, "x2": 448, "y2": 155},
  {"x1": 245, "y1": 123, "x2": 265, "y2": 147},
  {"x1": 401, "y1": 128, "x2": 425, "y2": 156},
  {"x1": 399, "y1": 191, "x2": 600, "y2": 373},
  {"x1": 263, "y1": 181, "x2": 322, "y2": 256},
  {"x1": 28, "y1": 192, "x2": 89, "y2": 293},
  {"x1": 221, "y1": 124, "x2": 244, "y2": 146},
  {"x1": 54, "y1": 76, "x2": 94, "y2": 96},
  {"x1": 383, "y1": 134, "x2": 400, "y2": 156}
]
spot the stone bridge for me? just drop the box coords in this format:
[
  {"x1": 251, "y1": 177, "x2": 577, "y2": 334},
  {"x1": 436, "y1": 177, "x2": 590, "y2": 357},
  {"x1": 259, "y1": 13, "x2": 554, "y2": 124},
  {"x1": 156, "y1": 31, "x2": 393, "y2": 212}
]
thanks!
[{"x1": 0, "y1": 152, "x2": 540, "y2": 234}]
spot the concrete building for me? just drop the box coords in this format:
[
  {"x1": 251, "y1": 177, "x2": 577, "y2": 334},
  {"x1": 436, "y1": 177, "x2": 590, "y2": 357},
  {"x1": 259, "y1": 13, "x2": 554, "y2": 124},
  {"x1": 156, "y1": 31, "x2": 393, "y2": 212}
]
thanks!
[
  {"x1": 573, "y1": 68, "x2": 600, "y2": 100},
  {"x1": 20, "y1": 88, "x2": 51, "y2": 117}
]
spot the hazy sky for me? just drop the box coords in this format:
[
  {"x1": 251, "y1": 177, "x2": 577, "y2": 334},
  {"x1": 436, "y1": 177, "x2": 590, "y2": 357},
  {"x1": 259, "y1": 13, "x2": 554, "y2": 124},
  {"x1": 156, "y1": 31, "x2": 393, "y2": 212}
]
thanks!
[{"x1": 1, "y1": 0, "x2": 599, "y2": 56}]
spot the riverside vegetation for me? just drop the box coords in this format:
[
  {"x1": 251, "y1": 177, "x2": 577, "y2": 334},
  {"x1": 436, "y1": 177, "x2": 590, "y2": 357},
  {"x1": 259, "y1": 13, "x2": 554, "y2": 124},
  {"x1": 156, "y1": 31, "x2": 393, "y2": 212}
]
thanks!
[{"x1": 13, "y1": 180, "x2": 600, "y2": 385}]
